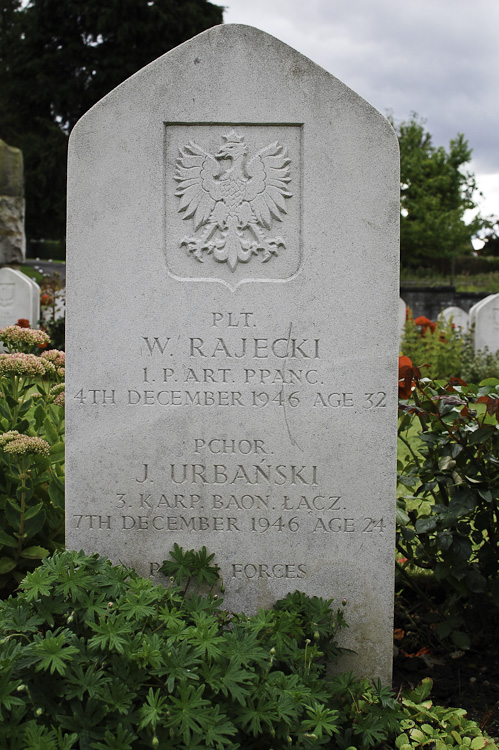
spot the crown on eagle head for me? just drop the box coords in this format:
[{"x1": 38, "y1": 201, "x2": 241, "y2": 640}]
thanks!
[{"x1": 222, "y1": 130, "x2": 245, "y2": 144}]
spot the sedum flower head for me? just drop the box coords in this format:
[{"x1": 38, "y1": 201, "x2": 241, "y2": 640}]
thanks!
[
  {"x1": 0, "y1": 353, "x2": 48, "y2": 378},
  {"x1": 49, "y1": 384, "x2": 65, "y2": 406},
  {"x1": 40, "y1": 349, "x2": 65, "y2": 367},
  {"x1": 53, "y1": 392, "x2": 65, "y2": 406},
  {"x1": 0, "y1": 432, "x2": 50, "y2": 457},
  {"x1": 40, "y1": 350, "x2": 65, "y2": 380},
  {"x1": 0, "y1": 325, "x2": 50, "y2": 352},
  {"x1": 0, "y1": 430, "x2": 21, "y2": 446},
  {"x1": 50, "y1": 383, "x2": 65, "y2": 397}
]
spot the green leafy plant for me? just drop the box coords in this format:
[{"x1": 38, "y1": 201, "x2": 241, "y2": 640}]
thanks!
[
  {"x1": 0, "y1": 324, "x2": 65, "y2": 597},
  {"x1": 0, "y1": 549, "x2": 496, "y2": 749},
  {"x1": 401, "y1": 311, "x2": 463, "y2": 380},
  {"x1": 397, "y1": 371, "x2": 499, "y2": 648},
  {"x1": 460, "y1": 328, "x2": 499, "y2": 382}
]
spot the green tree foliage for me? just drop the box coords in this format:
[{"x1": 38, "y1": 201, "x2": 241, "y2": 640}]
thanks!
[
  {"x1": 0, "y1": 0, "x2": 223, "y2": 241},
  {"x1": 393, "y1": 115, "x2": 486, "y2": 271}
]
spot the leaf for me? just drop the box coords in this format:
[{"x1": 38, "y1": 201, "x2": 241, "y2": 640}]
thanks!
[
  {"x1": 0, "y1": 528, "x2": 18, "y2": 548},
  {"x1": 470, "y1": 737, "x2": 487, "y2": 749},
  {"x1": 33, "y1": 402, "x2": 47, "y2": 430},
  {"x1": 24, "y1": 502, "x2": 44, "y2": 521},
  {"x1": 20, "y1": 545, "x2": 49, "y2": 560},
  {"x1": 33, "y1": 630, "x2": 80, "y2": 676},
  {"x1": 415, "y1": 516, "x2": 437, "y2": 533},
  {"x1": 43, "y1": 416, "x2": 59, "y2": 443},
  {"x1": 0, "y1": 556, "x2": 16, "y2": 574},
  {"x1": 5, "y1": 498, "x2": 21, "y2": 530},
  {"x1": 451, "y1": 630, "x2": 470, "y2": 650},
  {"x1": 49, "y1": 441, "x2": 65, "y2": 464},
  {"x1": 467, "y1": 427, "x2": 495, "y2": 445},
  {"x1": 49, "y1": 476, "x2": 65, "y2": 508}
]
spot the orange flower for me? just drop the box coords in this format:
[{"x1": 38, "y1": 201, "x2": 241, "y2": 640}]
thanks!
[
  {"x1": 40, "y1": 293, "x2": 53, "y2": 306},
  {"x1": 16, "y1": 319, "x2": 30, "y2": 328},
  {"x1": 398, "y1": 355, "x2": 420, "y2": 399},
  {"x1": 414, "y1": 315, "x2": 436, "y2": 334}
]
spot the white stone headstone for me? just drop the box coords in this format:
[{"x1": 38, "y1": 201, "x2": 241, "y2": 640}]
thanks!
[
  {"x1": 474, "y1": 294, "x2": 499, "y2": 354},
  {"x1": 66, "y1": 24, "x2": 400, "y2": 682},
  {"x1": 440, "y1": 306, "x2": 469, "y2": 334},
  {"x1": 0, "y1": 267, "x2": 39, "y2": 330},
  {"x1": 469, "y1": 295, "x2": 495, "y2": 332}
]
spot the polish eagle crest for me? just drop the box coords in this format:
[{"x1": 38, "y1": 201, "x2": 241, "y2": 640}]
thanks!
[{"x1": 174, "y1": 130, "x2": 292, "y2": 272}]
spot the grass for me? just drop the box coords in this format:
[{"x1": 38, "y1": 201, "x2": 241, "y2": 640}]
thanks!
[{"x1": 400, "y1": 268, "x2": 499, "y2": 293}]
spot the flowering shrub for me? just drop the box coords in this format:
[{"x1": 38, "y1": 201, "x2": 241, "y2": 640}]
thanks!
[
  {"x1": 397, "y1": 364, "x2": 499, "y2": 648},
  {"x1": 0, "y1": 325, "x2": 64, "y2": 597},
  {"x1": 401, "y1": 310, "x2": 463, "y2": 380},
  {"x1": 40, "y1": 272, "x2": 65, "y2": 350}
]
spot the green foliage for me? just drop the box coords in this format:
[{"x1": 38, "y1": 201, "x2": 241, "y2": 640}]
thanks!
[
  {"x1": 397, "y1": 375, "x2": 499, "y2": 647},
  {"x1": 392, "y1": 114, "x2": 487, "y2": 272},
  {"x1": 0, "y1": 324, "x2": 65, "y2": 597},
  {"x1": 398, "y1": 678, "x2": 496, "y2": 749},
  {"x1": 460, "y1": 331, "x2": 499, "y2": 382},
  {"x1": 401, "y1": 311, "x2": 463, "y2": 380},
  {"x1": 0, "y1": 0, "x2": 224, "y2": 240},
  {"x1": 1, "y1": 549, "x2": 496, "y2": 749}
]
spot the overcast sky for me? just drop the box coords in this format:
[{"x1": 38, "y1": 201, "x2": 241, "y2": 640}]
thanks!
[{"x1": 223, "y1": 0, "x2": 499, "y2": 224}]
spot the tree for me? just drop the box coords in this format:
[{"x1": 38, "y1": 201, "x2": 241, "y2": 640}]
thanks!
[
  {"x1": 477, "y1": 221, "x2": 499, "y2": 257},
  {"x1": 393, "y1": 115, "x2": 486, "y2": 272},
  {"x1": 0, "y1": 0, "x2": 223, "y2": 241}
]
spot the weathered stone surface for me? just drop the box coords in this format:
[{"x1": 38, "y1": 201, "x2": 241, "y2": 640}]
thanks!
[
  {"x1": 0, "y1": 138, "x2": 23, "y2": 197},
  {"x1": 473, "y1": 293, "x2": 499, "y2": 354},
  {"x1": 0, "y1": 139, "x2": 25, "y2": 265},
  {"x1": 399, "y1": 297, "x2": 407, "y2": 340},
  {"x1": 66, "y1": 24, "x2": 399, "y2": 682},
  {"x1": 0, "y1": 267, "x2": 40, "y2": 331}
]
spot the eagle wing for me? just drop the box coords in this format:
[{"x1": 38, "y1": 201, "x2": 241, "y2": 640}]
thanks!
[
  {"x1": 244, "y1": 141, "x2": 292, "y2": 229},
  {"x1": 174, "y1": 142, "x2": 222, "y2": 230}
]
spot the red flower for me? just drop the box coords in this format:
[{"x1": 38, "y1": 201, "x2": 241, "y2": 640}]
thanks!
[
  {"x1": 16, "y1": 319, "x2": 30, "y2": 328},
  {"x1": 40, "y1": 293, "x2": 53, "y2": 306},
  {"x1": 414, "y1": 315, "x2": 436, "y2": 334},
  {"x1": 398, "y1": 355, "x2": 420, "y2": 399}
]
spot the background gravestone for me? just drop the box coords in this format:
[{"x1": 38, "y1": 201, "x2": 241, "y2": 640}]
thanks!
[
  {"x1": 474, "y1": 294, "x2": 499, "y2": 354},
  {"x1": 0, "y1": 138, "x2": 25, "y2": 265},
  {"x1": 0, "y1": 267, "x2": 40, "y2": 331},
  {"x1": 469, "y1": 294, "x2": 494, "y2": 333},
  {"x1": 440, "y1": 305, "x2": 469, "y2": 334},
  {"x1": 66, "y1": 24, "x2": 400, "y2": 682}
]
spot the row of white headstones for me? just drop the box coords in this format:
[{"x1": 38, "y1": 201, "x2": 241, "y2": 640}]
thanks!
[
  {"x1": 399, "y1": 295, "x2": 499, "y2": 355},
  {"x1": 0, "y1": 266, "x2": 66, "y2": 352}
]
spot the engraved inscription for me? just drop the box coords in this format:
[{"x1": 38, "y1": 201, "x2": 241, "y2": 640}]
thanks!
[{"x1": 175, "y1": 130, "x2": 292, "y2": 271}]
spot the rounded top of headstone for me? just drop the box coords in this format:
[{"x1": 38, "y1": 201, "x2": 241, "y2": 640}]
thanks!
[{"x1": 71, "y1": 23, "x2": 397, "y2": 148}]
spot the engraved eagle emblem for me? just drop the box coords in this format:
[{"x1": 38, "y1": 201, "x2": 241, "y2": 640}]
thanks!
[{"x1": 174, "y1": 130, "x2": 292, "y2": 272}]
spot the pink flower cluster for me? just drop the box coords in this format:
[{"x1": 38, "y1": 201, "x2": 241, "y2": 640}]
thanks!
[
  {"x1": 0, "y1": 431, "x2": 50, "y2": 457},
  {"x1": 40, "y1": 349, "x2": 66, "y2": 378},
  {"x1": 0, "y1": 325, "x2": 50, "y2": 350},
  {"x1": 49, "y1": 383, "x2": 65, "y2": 406},
  {"x1": 0, "y1": 353, "x2": 47, "y2": 377},
  {"x1": 41, "y1": 349, "x2": 65, "y2": 365}
]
